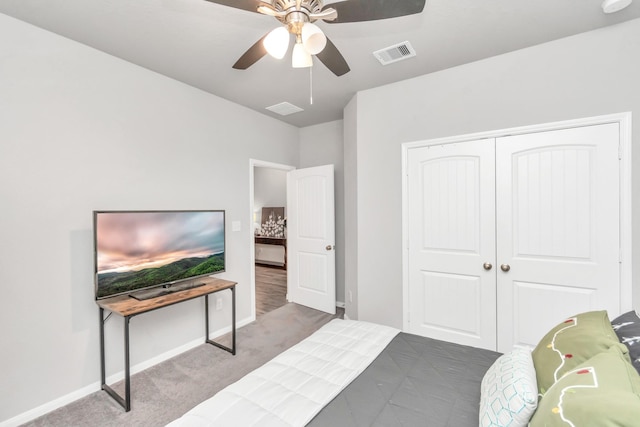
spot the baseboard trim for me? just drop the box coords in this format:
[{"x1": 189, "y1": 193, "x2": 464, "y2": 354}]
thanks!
[
  {"x1": 0, "y1": 380, "x2": 102, "y2": 427},
  {"x1": 0, "y1": 315, "x2": 254, "y2": 427}
]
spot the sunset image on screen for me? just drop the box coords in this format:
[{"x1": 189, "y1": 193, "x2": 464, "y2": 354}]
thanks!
[{"x1": 95, "y1": 211, "x2": 225, "y2": 298}]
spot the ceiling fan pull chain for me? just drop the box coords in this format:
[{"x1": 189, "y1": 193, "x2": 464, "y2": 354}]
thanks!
[{"x1": 309, "y1": 64, "x2": 313, "y2": 105}]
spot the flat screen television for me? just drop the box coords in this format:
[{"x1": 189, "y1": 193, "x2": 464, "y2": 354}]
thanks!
[{"x1": 94, "y1": 210, "x2": 225, "y2": 300}]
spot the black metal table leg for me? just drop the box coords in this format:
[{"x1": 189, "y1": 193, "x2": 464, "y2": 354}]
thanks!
[
  {"x1": 205, "y1": 294, "x2": 210, "y2": 343},
  {"x1": 231, "y1": 286, "x2": 236, "y2": 355},
  {"x1": 124, "y1": 316, "x2": 131, "y2": 411},
  {"x1": 100, "y1": 312, "x2": 132, "y2": 412},
  {"x1": 99, "y1": 308, "x2": 106, "y2": 388},
  {"x1": 205, "y1": 286, "x2": 236, "y2": 354}
]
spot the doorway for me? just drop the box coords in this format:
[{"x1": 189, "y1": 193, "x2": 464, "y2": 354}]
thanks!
[
  {"x1": 250, "y1": 160, "x2": 295, "y2": 319},
  {"x1": 250, "y1": 160, "x2": 338, "y2": 319}
]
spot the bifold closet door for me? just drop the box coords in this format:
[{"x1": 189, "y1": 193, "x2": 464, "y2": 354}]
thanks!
[
  {"x1": 495, "y1": 124, "x2": 620, "y2": 353},
  {"x1": 407, "y1": 122, "x2": 621, "y2": 352},
  {"x1": 407, "y1": 139, "x2": 497, "y2": 350}
]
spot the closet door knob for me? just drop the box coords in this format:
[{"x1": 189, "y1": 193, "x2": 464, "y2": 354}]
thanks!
[
  {"x1": 500, "y1": 264, "x2": 511, "y2": 272},
  {"x1": 483, "y1": 262, "x2": 493, "y2": 271}
]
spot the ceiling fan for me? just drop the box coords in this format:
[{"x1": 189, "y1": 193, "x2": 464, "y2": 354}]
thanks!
[{"x1": 205, "y1": 0, "x2": 427, "y2": 76}]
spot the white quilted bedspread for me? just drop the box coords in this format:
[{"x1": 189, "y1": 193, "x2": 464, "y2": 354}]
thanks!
[{"x1": 167, "y1": 319, "x2": 399, "y2": 427}]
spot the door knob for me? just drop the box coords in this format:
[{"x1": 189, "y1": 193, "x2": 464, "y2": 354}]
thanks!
[
  {"x1": 326, "y1": 245, "x2": 334, "y2": 251},
  {"x1": 500, "y1": 264, "x2": 511, "y2": 272},
  {"x1": 483, "y1": 262, "x2": 493, "y2": 271}
]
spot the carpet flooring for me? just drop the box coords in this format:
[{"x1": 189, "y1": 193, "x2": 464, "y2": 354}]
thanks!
[{"x1": 22, "y1": 303, "x2": 342, "y2": 427}]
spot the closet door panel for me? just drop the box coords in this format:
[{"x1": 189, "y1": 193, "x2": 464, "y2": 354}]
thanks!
[
  {"x1": 512, "y1": 280, "x2": 597, "y2": 346},
  {"x1": 496, "y1": 123, "x2": 620, "y2": 352},
  {"x1": 416, "y1": 271, "x2": 482, "y2": 337},
  {"x1": 408, "y1": 139, "x2": 496, "y2": 350}
]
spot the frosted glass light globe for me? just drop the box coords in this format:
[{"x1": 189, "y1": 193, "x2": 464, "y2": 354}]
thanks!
[
  {"x1": 292, "y1": 42, "x2": 312, "y2": 68},
  {"x1": 301, "y1": 22, "x2": 327, "y2": 55},
  {"x1": 263, "y1": 27, "x2": 290, "y2": 59}
]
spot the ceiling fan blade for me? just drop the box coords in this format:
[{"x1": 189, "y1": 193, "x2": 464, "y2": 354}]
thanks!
[
  {"x1": 316, "y1": 37, "x2": 350, "y2": 76},
  {"x1": 325, "y1": 0, "x2": 426, "y2": 23},
  {"x1": 257, "y1": 4, "x2": 285, "y2": 17},
  {"x1": 203, "y1": 0, "x2": 263, "y2": 14},
  {"x1": 233, "y1": 34, "x2": 268, "y2": 70},
  {"x1": 310, "y1": 7, "x2": 337, "y2": 22}
]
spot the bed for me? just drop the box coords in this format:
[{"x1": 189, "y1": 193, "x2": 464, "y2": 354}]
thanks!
[
  {"x1": 168, "y1": 310, "x2": 640, "y2": 427},
  {"x1": 307, "y1": 329, "x2": 500, "y2": 427}
]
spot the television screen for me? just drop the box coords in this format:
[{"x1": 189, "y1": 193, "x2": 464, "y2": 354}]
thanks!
[{"x1": 94, "y1": 210, "x2": 225, "y2": 299}]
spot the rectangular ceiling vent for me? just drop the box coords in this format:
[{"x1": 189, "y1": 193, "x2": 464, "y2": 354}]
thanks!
[
  {"x1": 373, "y1": 41, "x2": 416, "y2": 66},
  {"x1": 266, "y1": 102, "x2": 304, "y2": 116}
]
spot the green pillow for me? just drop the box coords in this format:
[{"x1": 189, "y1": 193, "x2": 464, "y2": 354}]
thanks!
[
  {"x1": 529, "y1": 344, "x2": 640, "y2": 426},
  {"x1": 532, "y1": 310, "x2": 621, "y2": 395}
]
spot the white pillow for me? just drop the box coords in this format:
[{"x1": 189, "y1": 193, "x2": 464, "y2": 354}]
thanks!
[{"x1": 479, "y1": 347, "x2": 538, "y2": 427}]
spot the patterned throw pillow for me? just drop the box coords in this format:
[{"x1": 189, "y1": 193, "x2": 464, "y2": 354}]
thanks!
[
  {"x1": 611, "y1": 310, "x2": 640, "y2": 375},
  {"x1": 479, "y1": 347, "x2": 538, "y2": 427},
  {"x1": 529, "y1": 344, "x2": 640, "y2": 427},
  {"x1": 532, "y1": 310, "x2": 621, "y2": 395}
]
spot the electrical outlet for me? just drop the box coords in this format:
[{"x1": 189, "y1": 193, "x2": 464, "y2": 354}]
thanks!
[
  {"x1": 348, "y1": 290, "x2": 353, "y2": 303},
  {"x1": 215, "y1": 297, "x2": 223, "y2": 311}
]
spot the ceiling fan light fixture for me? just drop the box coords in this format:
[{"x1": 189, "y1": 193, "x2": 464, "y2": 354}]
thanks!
[
  {"x1": 301, "y1": 22, "x2": 327, "y2": 55},
  {"x1": 602, "y1": 0, "x2": 632, "y2": 13},
  {"x1": 263, "y1": 27, "x2": 290, "y2": 59},
  {"x1": 292, "y1": 42, "x2": 313, "y2": 68}
]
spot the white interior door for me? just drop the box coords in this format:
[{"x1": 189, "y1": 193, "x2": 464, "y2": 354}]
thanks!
[
  {"x1": 407, "y1": 139, "x2": 497, "y2": 349},
  {"x1": 287, "y1": 165, "x2": 336, "y2": 314},
  {"x1": 496, "y1": 123, "x2": 621, "y2": 352}
]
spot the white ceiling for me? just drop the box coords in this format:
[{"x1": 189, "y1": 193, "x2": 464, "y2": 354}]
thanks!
[{"x1": 2, "y1": 0, "x2": 639, "y2": 127}]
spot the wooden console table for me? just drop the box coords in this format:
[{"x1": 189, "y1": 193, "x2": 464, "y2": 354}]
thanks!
[{"x1": 97, "y1": 277, "x2": 236, "y2": 411}]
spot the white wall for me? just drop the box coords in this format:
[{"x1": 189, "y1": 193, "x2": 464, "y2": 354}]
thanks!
[
  {"x1": 299, "y1": 120, "x2": 345, "y2": 304},
  {"x1": 0, "y1": 14, "x2": 299, "y2": 425},
  {"x1": 345, "y1": 18, "x2": 640, "y2": 328}
]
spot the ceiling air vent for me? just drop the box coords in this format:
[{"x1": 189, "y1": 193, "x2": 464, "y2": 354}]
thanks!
[
  {"x1": 265, "y1": 102, "x2": 304, "y2": 116},
  {"x1": 373, "y1": 41, "x2": 416, "y2": 65}
]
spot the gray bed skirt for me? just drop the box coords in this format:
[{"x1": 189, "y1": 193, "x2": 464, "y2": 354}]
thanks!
[{"x1": 307, "y1": 332, "x2": 501, "y2": 427}]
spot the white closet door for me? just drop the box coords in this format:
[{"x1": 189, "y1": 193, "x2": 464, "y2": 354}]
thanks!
[
  {"x1": 496, "y1": 123, "x2": 620, "y2": 352},
  {"x1": 407, "y1": 139, "x2": 497, "y2": 349}
]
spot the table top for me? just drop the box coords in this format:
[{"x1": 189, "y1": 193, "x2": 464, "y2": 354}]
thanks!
[{"x1": 96, "y1": 277, "x2": 236, "y2": 317}]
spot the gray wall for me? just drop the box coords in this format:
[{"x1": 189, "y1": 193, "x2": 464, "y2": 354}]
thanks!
[
  {"x1": 299, "y1": 120, "x2": 345, "y2": 304},
  {"x1": 345, "y1": 19, "x2": 640, "y2": 328},
  {"x1": 254, "y1": 167, "x2": 287, "y2": 226},
  {"x1": 0, "y1": 14, "x2": 299, "y2": 424}
]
